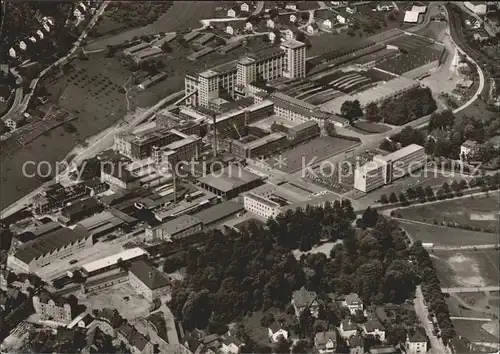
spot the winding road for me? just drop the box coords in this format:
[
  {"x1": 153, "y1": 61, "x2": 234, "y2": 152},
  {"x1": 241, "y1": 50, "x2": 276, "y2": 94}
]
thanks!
[{"x1": 1, "y1": 1, "x2": 110, "y2": 123}]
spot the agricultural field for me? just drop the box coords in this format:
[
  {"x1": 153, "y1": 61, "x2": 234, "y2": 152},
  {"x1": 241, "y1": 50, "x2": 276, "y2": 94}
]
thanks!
[
  {"x1": 394, "y1": 193, "x2": 500, "y2": 233},
  {"x1": 431, "y1": 249, "x2": 499, "y2": 288},
  {"x1": 268, "y1": 136, "x2": 359, "y2": 173},
  {"x1": 399, "y1": 221, "x2": 500, "y2": 247},
  {"x1": 86, "y1": 1, "x2": 222, "y2": 49}
]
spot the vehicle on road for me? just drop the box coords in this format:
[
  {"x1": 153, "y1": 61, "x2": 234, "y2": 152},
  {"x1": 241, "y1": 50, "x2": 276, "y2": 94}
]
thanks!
[{"x1": 69, "y1": 259, "x2": 78, "y2": 264}]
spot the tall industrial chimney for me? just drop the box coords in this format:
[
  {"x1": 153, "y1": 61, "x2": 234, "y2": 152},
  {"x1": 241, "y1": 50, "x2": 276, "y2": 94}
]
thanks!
[{"x1": 212, "y1": 112, "x2": 217, "y2": 157}]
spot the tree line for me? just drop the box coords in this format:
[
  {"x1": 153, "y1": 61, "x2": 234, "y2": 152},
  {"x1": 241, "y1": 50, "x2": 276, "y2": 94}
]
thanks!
[{"x1": 168, "y1": 200, "x2": 421, "y2": 351}]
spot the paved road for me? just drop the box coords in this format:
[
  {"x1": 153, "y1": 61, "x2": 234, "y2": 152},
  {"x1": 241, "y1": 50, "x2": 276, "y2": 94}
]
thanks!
[
  {"x1": 251, "y1": 1, "x2": 264, "y2": 16},
  {"x1": 442, "y1": 286, "x2": 500, "y2": 294},
  {"x1": 414, "y1": 286, "x2": 449, "y2": 354}
]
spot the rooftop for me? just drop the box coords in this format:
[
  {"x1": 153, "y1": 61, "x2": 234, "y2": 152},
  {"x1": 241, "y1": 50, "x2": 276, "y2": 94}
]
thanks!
[
  {"x1": 292, "y1": 286, "x2": 318, "y2": 308},
  {"x1": 129, "y1": 260, "x2": 171, "y2": 290},
  {"x1": 192, "y1": 201, "x2": 244, "y2": 226},
  {"x1": 248, "y1": 46, "x2": 285, "y2": 62},
  {"x1": 13, "y1": 227, "x2": 90, "y2": 264},
  {"x1": 81, "y1": 247, "x2": 147, "y2": 274},
  {"x1": 198, "y1": 165, "x2": 262, "y2": 192},
  {"x1": 155, "y1": 214, "x2": 202, "y2": 236},
  {"x1": 315, "y1": 331, "x2": 337, "y2": 346},
  {"x1": 281, "y1": 39, "x2": 305, "y2": 49},
  {"x1": 244, "y1": 132, "x2": 286, "y2": 150},
  {"x1": 376, "y1": 143, "x2": 424, "y2": 162}
]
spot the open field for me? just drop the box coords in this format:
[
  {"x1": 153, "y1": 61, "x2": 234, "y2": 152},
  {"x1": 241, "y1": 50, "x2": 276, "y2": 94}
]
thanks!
[
  {"x1": 81, "y1": 282, "x2": 151, "y2": 321},
  {"x1": 395, "y1": 193, "x2": 499, "y2": 233},
  {"x1": 431, "y1": 249, "x2": 499, "y2": 288},
  {"x1": 398, "y1": 220, "x2": 500, "y2": 247},
  {"x1": 446, "y1": 291, "x2": 499, "y2": 319},
  {"x1": 85, "y1": 1, "x2": 223, "y2": 50},
  {"x1": 268, "y1": 136, "x2": 359, "y2": 173},
  {"x1": 452, "y1": 319, "x2": 499, "y2": 344}
]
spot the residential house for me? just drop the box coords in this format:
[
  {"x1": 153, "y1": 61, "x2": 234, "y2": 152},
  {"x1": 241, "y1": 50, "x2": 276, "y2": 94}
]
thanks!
[
  {"x1": 307, "y1": 22, "x2": 319, "y2": 34},
  {"x1": 268, "y1": 31, "x2": 278, "y2": 42},
  {"x1": 405, "y1": 330, "x2": 427, "y2": 354},
  {"x1": 348, "y1": 334, "x2": 364, "y2": 354},
  {"x1": 460, "y1": 140, "x2": 478, "y2": 160},
  {"x1": 284, "y1": 28, "x2": 299, "y2": 40},
  {"x1": 346, "y1": 6, "x2": 357, "y2": 14},
  {"x1": 226, "y1": 22, "x2": 246, "y2": 36},
  {"x1": 9, "y1": 47, "x2": 16, "y2": 58},
  {"x1": 19, "y1": 41, "x2": 27, "y2": 51},
  {"x1": 362, "y1": 319, "x2": 386, "y2": 341},
  {"x1": 240, "y1": 2, "x2": 250, "y2": 12},
  {"x1": 337, "y1": 14, "x2": 347, "y2": 24},
  {"x1": 342, "y1": 293, "x2": 363, "y2": 315},
  {"x1": 339, "y1": 319, "x2": 358, "y2": 339},
  {"x1": 245, "y1": 21, "x2": 254, "y2": 31},
  {"x1": 315, "y1": 330, "x2": 337, "y2": 354},
  {"x1": 197, "y1": 334, "x2": 222, "y2": 353},
  {"x1": 268, "y1": 321, "x2": 288, "y2": 343},
  {"x1": 290, "y1": 14, "x2": 298, "y2": 23},
  {"x1": 267, "y1": 18, "x2": 277, "y2": 28},
  {"x1": 322, "y1": 18, "x2": 335, "y2": 29},
  {"x1": 285, "y1": 3, "x2": 298, "y2": 11},
  {"x1": 227, "y1": 6, "x2": 241, "y2": 18},
  {"x1": 117, "y1": 322, "x2": 155, "y2": 354},
  {"x1": 37, "y1": 29, "x2": 44, "y2": 39},
  {"x1": 77, "y1": 313, "x2": 95, "y2": 329},
  {"x1": 94, "y1": 308, "x2": 123, "y2": 336},
  {"x1": 32, "y1": 291, "x2": 75, "y2": 324},
  {"x1": 291, "y1": 286, "x2": 321, "y2": 318},
  {"x1": 221, "y1": 336, "x2": 245, "y2": 353},
  {"x1": 128, "y1": 260, "x2": 171, "y2": 302}
]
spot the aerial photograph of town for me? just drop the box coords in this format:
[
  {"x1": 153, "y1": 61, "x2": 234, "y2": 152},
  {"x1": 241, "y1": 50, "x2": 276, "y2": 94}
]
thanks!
[{"x1": 0, "y1": 1, "x2": 499, "y2": 353}]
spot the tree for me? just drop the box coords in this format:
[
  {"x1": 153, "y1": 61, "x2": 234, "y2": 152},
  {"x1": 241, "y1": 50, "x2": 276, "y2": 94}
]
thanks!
[
  {"x1": 324, "y1": 120, "x2": 336, "y2": 136},
  {"x1": 424, "y1": 185, "x2": 434, "y2": 200},
  {"x1": 296, "y1": 31, "x2": 306, "y2": 42},
  {"x1": 341, "y1": 100, "x2": 363, "y2": 124},
  {"x1": 161, "y1": 42, "x2": 172, "y2": 53},
  {"x1": 389, "y1": 192, "x2": 399, "y2": 203},
  {"x1": 275, "y1": 337, "x2": 292, "y2": 353},
  {"x1": 362, "y1": 207, "x2": 379, "y2": 227},
  {"x1": 364, "y1": 102, "x2": 381, "y2": 122},
  {"x1": 379, "y1": 194, "x2": 389, "y2": 204},
  {"x1": 269, "y1": 8, "x2": 279, "y2": 18},
  {"x1": 398, "y1": 193, "x2": 409, "y2": 206},
  {"x1": 406, "y1": 187, "x2": 417, "y2": 200}
]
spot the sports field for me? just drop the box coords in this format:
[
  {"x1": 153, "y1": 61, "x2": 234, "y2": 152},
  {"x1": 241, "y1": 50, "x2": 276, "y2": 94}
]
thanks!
[
  {"x1": 395, "y1": 193, "x2": 499, "y2": 233},
  {"x1": 399, "y1": 220, "x2": 500, "y2": 246},
  {"x1": 432, "y1": 249, "x2": 499, "y2": 288}
]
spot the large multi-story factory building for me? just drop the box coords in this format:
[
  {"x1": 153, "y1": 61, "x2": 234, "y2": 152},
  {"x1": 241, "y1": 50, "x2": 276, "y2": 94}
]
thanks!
[
  {"x1": 354, "y1": 144, "x2": 426, "y2": 192},
  {"x1": 185, "y1": 39, "x2": 307, "y2": 108}
]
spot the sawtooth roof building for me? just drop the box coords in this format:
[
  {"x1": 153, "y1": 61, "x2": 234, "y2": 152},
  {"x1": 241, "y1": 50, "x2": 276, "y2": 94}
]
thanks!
[{"x1": 7, "y1": 227, "x2": 94, "y2": 274}]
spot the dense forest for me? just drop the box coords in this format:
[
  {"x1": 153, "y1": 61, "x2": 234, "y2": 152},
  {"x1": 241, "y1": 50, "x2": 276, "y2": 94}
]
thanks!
[{"x1": 168, "y1": 200, "x2": 418, "y2": 341}]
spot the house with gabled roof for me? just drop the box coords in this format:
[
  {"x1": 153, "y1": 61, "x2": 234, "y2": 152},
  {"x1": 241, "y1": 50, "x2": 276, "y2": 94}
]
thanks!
[
  {"x1": 405, "y1": 328, "x2": 427, "y2": 354},
  {"x1": 307, "y1": 22, "x2": 320, "y2": 34},
  {"x1": 226, "y1": 21, "x2": 247, "y2": 36},
  {"x1": 348, "y1": 333, "x2": 364, "y2": 354},
  {"x1": 291, "y1": 286, "x2": 321, "y2": 318},
  {"x1": 362, "y1": 319, "x2": 386, "y2": 341},
  {"x1": 268, "y1": 321, "x2": 288, "y2": 342},
  {"x1": 228, "y1": 6, "x2": 241, "y2": 18},
  {"x1": 315, "y1": 330, "x2": 337, "y2": 353},
  {"x1": 221, "y1": 336, "x2": 245, "y2": 353},
  {"x1": 340, "y1": 319, "x2": 358, "y2": 339},
  {"x1": 128, "y1": 260, "x2": 171, "y2": 302},
  {"x1": 341, "y1": 293, "x2": 364, "y2": 315}
]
